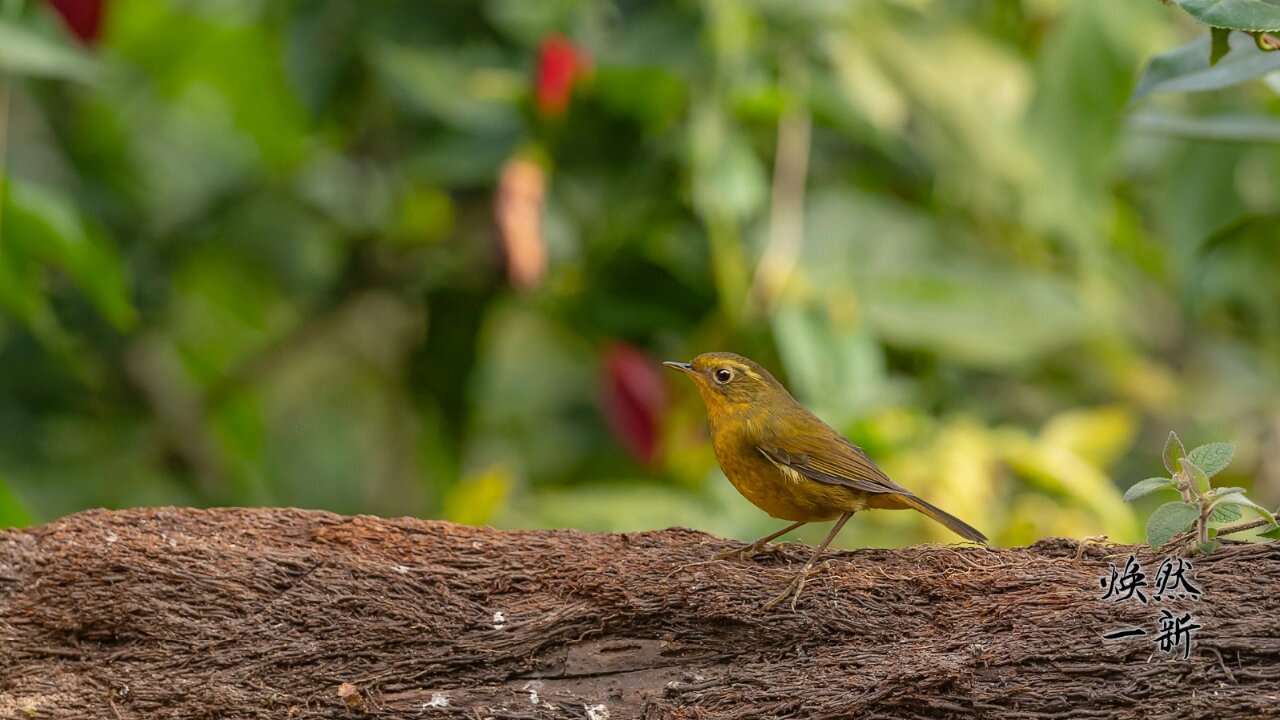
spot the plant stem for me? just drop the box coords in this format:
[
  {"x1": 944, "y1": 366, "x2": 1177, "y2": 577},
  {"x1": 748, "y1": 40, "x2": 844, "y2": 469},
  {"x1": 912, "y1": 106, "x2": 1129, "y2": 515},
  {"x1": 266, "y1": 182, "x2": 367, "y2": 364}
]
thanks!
[
  {"x1": 1175, "y1": 471, "x2": 1193, "y2": 504},
  {"x1": 1214, "y1": 516, "x2": 1277, "y2": 539}
]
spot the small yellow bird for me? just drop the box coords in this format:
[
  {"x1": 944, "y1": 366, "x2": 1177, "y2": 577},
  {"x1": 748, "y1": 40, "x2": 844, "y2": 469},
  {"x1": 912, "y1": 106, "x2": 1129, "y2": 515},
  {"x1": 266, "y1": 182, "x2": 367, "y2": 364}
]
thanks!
[{"x1": 666, "y1": 351, "x2": 986, "y2": 609}]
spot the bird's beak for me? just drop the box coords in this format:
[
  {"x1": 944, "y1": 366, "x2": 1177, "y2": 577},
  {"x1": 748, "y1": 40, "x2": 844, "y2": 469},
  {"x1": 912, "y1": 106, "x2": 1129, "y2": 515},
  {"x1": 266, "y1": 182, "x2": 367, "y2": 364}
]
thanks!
[{"x1": 663, "y1": 361, "x2": 696, "y2": 376}]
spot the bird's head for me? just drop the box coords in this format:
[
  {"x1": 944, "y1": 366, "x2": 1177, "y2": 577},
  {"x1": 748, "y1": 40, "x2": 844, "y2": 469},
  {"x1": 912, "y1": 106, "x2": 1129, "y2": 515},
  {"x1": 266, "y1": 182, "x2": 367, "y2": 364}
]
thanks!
[{"x1": 663, "y1": 352, "x2": 792, "y2": 418}]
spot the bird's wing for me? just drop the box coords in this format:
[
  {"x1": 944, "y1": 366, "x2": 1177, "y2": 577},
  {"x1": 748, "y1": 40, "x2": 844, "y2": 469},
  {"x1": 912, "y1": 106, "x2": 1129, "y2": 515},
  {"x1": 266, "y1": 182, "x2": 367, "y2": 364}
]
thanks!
[{"x1": 757, "y1": 437, "x2": 911, "y2": 496}]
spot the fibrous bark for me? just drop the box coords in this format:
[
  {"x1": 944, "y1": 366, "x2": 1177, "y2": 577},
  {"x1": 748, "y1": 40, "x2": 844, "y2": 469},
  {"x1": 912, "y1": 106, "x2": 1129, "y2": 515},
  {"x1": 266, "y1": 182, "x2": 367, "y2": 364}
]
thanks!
[{"x1": 0, "y1": 507, "x2": 1277, "y2": 719}]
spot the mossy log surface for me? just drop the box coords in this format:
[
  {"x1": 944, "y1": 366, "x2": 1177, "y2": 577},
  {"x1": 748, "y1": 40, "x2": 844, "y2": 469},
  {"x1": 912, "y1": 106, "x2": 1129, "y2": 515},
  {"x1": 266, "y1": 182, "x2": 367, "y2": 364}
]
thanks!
[{"x1": 1, "y1": 507, "x2": 1277, "y2": 719}]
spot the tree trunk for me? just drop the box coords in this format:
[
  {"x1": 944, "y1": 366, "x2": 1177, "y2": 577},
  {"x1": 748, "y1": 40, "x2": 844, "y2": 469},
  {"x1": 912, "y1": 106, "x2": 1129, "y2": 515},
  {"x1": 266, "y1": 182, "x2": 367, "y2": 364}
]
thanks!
[{"x1": 1, "y1": 507, "x2": 1276, "y2": 719}]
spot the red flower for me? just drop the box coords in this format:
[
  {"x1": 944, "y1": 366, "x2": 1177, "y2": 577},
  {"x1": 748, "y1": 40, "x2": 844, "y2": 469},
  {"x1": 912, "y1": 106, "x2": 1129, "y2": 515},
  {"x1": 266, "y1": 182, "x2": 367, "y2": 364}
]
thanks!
[
  {"x1": 601, "y1": 343, "x2": 669, "y2": 466},
  {"x1": 47, "y1": 0, "x2": 105, "y2": 45},
  {"x1": 535, "y1": 35, "x2": 584, "y2": 118}
]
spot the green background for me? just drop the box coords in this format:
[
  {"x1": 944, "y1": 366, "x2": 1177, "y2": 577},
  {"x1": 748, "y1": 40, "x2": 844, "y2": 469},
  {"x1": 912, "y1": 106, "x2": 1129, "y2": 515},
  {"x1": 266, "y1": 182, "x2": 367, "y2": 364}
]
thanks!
[{"x1": 3, "y1": 0, "x2": 1280, "y2": 550}]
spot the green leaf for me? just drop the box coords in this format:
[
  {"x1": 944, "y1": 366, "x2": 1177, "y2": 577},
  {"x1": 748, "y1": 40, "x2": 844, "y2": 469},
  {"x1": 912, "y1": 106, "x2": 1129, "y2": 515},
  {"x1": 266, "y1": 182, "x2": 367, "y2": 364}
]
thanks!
[
  {"x1": 1179, "y1": 457, "x2": 1211, "y2": 493},
  {"x1": 1212, "y1": 492, "x2": 1279, "y2": 526},
  {"x1": 1211, "y1": 27, "x2": 1234, "y2": 64},
  {"x1": 1258, "y1": 526, "x2": 1280, "y2": 541},
  {"x1": 773, "y1": 301, "x2": 885, "y2": 421},
  {"x1": 1, "y1": 180, "x2": 136, "y2": 332},
  {"x1": 1209, "y1": 503, "x2": 1243, "y2": 523},
  {"x1": 1041, "y1": 406, "x2": 1138, "y2": 468},
  {"x1": 482, "y1": 0, "x2": 585, "y2": 45},
  {"x1": 1146, "y1": 501, "x2": 1200, "y2": 548},
  {"x1": 859, "y1": 268, "x2": 1090, "y2": 369},
  {"x1": 1173, "y1": 0, "x2": 1280, "y2": 31},
  {"x1": 1191, "y1": 215, "x2": 1280, "y2": 342},
  {"x1": 1196, "y1": 540, "x2": 1221, "y2": 554},
  {"x1": 0, "y1": 17, "x2": 99, "y2": 82},
  {"x1": 1163, "y1": 431, "x2": 1187, "y2": 475},
  {"x1": 1189, "y1": 442, "x2": 1235, "y2": 477},
  {"x1": 1124, "y1": 476, "x2": 1176, "y2": 502},
  {"x1": 689, "y1": 105, "x2": 769, "y2": 221},
  {"x1": 441, "y1": 466, "x2": 513, "y2": 526},
  {"x1": 1129, "y1": 111, "x2": 1280, "y2": 144},
  {"x1": 371, "y1": 42, "x2": 521, "y2": 132},
  {"x1": 590, "y1": 67, "x2": 688, "y2": 132},
  {"x1": 1132, "y1": 33, "x2": 1280, "y2": 101},
  {"x1": 1207, "y1": 486, "x2": 1248, "y2": 497}
]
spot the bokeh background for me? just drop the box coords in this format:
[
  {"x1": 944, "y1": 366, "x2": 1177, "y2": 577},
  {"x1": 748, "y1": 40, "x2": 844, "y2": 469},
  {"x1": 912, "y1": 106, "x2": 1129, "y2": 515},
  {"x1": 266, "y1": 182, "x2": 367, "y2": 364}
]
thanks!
[{"x1": 3, "y1": 0, "x2": 1280, "y2": 549}]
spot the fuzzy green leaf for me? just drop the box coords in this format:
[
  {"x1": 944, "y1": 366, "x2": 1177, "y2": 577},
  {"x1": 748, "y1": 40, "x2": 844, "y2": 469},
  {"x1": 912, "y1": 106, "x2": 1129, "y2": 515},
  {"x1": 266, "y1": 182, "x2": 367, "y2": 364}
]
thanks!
[
  {"x1": 1179, "y1": 457, "x2": 1212, "y2": 494},
  {"x1": 1207, "y1": 486, "x2": 1248, "y2": 497},
  {"x1": 1188, "y1": 442, "x2": 1235, "y2": 478},
  {"x1": 1173, "y1": 0, "x2": 1280, "y2": 32},
  {"x1": 1163, "y1": 431, "x2": 1187, "y2": 475},
  {"x1": 1212, "y1": 492, "x2": 1278, "y2": 526},
  {"x1": 1124, "y1": 476, "x2": 1176, "y2": 502},
  {"x1": 1196, "y1": 540, "x2": 1221, "y2": 554},
  {"x1": 1258, "y1": 526, "x2": 1280, "y2": 541},
  {"x1": 1209, "y1": 503, "x2": 1243, "y2": 523},
  {"x1": 1146, "y1": 501, "x2": 1200, "y2": 548}
]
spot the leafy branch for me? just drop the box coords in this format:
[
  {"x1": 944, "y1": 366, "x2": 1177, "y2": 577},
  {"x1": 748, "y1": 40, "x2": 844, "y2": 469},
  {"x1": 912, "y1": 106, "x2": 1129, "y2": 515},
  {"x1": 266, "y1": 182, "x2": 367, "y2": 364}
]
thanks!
[
  {"x1": 1124, "y1": 432, "x2": 1279, "y2": 554},
  {"x1": 1162, "y1": 0, "x2": 1280, "y2": 64}
]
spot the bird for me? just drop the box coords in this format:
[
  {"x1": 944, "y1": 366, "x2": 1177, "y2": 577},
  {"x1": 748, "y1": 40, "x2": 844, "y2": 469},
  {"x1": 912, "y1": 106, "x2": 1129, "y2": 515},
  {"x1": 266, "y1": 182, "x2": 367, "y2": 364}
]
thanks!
[{"x1": 664, "y1": 351, "x2": 987, "y2": 610}]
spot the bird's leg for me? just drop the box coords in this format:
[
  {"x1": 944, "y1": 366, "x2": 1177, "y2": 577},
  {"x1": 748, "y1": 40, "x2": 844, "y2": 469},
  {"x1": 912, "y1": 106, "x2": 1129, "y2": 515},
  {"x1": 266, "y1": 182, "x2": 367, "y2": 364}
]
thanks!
[
  {"x1": 715, "y1": 520, "x2": 808, "y2": 560},
  {"x1": 665, "y1": 520, "x2": 810, "y2": 579},
  {"x1": 762, "y1": 512, "x2": 853, "y2": 611}
]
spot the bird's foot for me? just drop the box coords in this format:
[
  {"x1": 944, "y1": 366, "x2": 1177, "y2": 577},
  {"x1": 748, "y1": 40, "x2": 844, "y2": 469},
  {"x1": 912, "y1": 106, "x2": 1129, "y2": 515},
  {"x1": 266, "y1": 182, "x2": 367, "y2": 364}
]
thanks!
[{"x1": 761, "y1": 563, "x2": 823, "y2": 611}]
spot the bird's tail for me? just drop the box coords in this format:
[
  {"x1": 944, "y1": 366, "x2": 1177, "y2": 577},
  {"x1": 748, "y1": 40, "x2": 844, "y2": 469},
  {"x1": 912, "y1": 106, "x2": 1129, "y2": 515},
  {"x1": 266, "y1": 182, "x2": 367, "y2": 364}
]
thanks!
[{"x1": 899, "y1": 495, "x2": 988, "y2": 544}]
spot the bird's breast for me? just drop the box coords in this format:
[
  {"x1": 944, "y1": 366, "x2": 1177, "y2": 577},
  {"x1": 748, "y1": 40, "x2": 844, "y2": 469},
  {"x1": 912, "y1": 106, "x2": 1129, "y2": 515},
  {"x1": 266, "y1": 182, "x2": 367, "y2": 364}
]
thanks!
[{"x1": 709, "y1": 426, "x2": 854, "y2": 522}]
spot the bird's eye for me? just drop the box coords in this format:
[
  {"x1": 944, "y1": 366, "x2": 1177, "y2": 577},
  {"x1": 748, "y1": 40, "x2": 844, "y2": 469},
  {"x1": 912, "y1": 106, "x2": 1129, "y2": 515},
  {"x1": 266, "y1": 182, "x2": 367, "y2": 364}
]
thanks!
[{"x1": 713, "y1": 368, "x2": 733, "y2": 384}]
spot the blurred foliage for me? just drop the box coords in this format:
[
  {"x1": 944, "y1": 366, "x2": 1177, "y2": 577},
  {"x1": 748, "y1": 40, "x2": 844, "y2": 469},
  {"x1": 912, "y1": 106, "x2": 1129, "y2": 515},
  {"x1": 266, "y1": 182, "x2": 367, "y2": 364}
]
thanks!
[{"x1": 2, "y1": 0, "x2": 1280, "y2": 549}]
